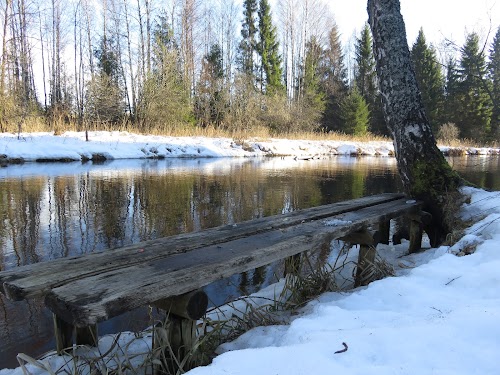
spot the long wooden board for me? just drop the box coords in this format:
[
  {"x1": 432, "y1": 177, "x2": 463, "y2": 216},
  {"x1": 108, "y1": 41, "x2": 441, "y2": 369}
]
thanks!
[
  {"x1": 0, "y1": 193, "x2": 404, "y2": 301},
  {"x1": 44, "y1": 198, "x2": 420, "y2": 326}
]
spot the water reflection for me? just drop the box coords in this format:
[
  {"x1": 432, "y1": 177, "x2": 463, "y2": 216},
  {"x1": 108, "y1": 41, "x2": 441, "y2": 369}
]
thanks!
[{"x1": 0, "y1": 155, "x2": 498, "y2": 368}]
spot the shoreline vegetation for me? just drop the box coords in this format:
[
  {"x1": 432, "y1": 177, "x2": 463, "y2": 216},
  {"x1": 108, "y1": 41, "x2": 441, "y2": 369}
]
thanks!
[{"x1": 0, "y1": 130, "x2": 499, "y2": 166}]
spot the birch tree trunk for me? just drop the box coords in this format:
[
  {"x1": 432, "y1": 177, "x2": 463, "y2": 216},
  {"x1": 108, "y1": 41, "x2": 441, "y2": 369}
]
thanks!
[{"x1": 367, "y1": 0, "x2": 462, "y2": 246}]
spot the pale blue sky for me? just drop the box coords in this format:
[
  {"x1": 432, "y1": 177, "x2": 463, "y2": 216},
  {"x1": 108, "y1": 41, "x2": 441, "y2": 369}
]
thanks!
[{"x1": 330, "y1": 0, "x2": 499, "y2": 49}]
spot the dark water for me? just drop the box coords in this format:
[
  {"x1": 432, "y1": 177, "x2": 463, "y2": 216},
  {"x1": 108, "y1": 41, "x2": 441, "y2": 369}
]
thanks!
[{"x1": 0, "y1": 156, "x2": 499, "y2": 368}]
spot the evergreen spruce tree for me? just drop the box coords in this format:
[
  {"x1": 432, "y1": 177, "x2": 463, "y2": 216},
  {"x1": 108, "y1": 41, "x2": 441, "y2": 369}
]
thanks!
[
  {"x1": 195, "y1": 44, "x2": 226, "y2": 127},
  {"x1": 444, "y1": 57, "x2": 461, "y2": 126},
  {"x1": 257, "y1": 0, "x2": 283, "y2": 94},
  {"x1": 340, "y1": 87, "x2": 370, "y2": 136},
  {"x1": 86, "y1": 36, "x2": 124, "y2": 123},
  {"x1": 302, "y1": 36, "x2": 326, "y2": 121},
  {"x1": 354, "y1": 24, "x2": 385, "y2": 135},
  {"x1": 320, "y1": 24, "x2": 349, "y2": 132},
  {"x1": 138, "y1": 17, "x2": 192, "y2": 130},
  {"x1": 238, "y1": 0, "x2": 258, "y2": 79},
  {"x1": 456, "y1": 32, "x2": 493, "y2": 141},
  {"x1": 490, "y1": 27, "x2": 500, "y2": 139},
  {"x1": 411, "y1": 28, "x2": 445, "y2": 133}
]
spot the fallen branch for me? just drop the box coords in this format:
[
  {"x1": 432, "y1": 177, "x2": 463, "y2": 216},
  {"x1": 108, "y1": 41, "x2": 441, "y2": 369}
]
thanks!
[{"x1": 334, "y1": 342, "x2": 348, "y2": 354}]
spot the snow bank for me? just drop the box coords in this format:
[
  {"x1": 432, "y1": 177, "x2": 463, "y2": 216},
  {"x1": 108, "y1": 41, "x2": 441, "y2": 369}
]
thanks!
[
  {"x1": 186, "y1": 187, "x2": 500, "y2": 375},
  {"x1": 0, "y1": 131, "x2": 395, "y2": 162}
]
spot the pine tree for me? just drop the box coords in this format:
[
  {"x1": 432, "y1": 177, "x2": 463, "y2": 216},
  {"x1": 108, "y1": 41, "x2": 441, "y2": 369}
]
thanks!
[
  {"x1": 411, "y1": 28, "x2": 445, "y2": 133},
  {"x1": 354, "y1": 24, "x2": 385, "y2": 135},
  {"x1": 456, "y1": 32, "x2": 493, "y2": 141},
  {"x1": 238, "y1": 0, "x2": 258, "y2": 79},
  {"x1": 257, "y1": 0, "x2": 283, "y2": 94},
  {"x1": 320, "y1": 24, "x2": 349, "y2": 132},
  {"x1": 490, "y1": 27, "x2": 500, "y2": 139}
]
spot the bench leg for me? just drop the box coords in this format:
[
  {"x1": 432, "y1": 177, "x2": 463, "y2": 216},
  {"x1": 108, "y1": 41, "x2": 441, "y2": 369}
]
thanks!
[
  {"x1": 408, "y1": 220, "x2": 423, "y2": 253},
  {"x1": 76, "y1": 325, "x2": 98, "y2": 347},
  {"x1": 152, "y1": 290, "x2": 208, "y2": 374},
  {"x1": 53, "y1": 314, "x2": 73, "y2": 354},
  {"x1": 354, "y1": 245, "x2": 377, "y2": 287},
  {"x1": 53, "y1": 315, "x2": 99, "y2": 353},
  {"x1": 378, "y1": 220, "x2": 390, "y2": 245},
  {"x1": 153, "y1": 315, "x2": 198, "y2": 375}
]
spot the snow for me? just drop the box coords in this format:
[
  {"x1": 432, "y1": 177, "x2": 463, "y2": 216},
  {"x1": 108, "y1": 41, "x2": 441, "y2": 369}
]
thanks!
[
  {"x1": 0, "y1": 131, "x2": 396, "y2": 160},
  {"x1": 0, "y1": 131, "x2": 496, "y2": 163},
  {"x1": 1, "y1": 132, "x2": 500, "y2": 374}
]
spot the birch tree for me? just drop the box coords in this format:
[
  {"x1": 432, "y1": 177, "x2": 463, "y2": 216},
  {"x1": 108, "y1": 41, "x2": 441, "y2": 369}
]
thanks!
[
  {"x1": 367, "y1": 0, "x2": 463, "y2": 246},
  {"x1": 0, "y1": 0, "x2": 11, "y2": 131}
]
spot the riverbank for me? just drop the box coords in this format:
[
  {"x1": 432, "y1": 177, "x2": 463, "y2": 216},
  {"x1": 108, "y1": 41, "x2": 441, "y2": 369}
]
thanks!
[
  {"x1": 0, "y1": 131, "x2": 498, "y2": 164},
  {"x1": 0, "y1": 186, "x2": 499, "y2": 374}
]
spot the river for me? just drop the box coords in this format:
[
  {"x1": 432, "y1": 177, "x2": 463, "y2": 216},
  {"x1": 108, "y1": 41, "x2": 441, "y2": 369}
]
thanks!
[{"x1": 1, "y1": 156, "x2": 499, "y2": 368}]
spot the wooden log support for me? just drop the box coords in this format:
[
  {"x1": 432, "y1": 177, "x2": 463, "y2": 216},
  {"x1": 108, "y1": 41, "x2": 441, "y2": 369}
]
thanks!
[
  {"x1": 408, "y1": 220, "x2": 423, "y2": 254},
  {"x1": 339, "y1": 229, "x2": 379, "y2": 288},
  {"x1": 152, "y1": 290, "x2": 208, "y2": 374},
  {"x1": 53, "y1": 314, "x2": 73, "y2": 354},
  {"x1": 76, "y1": 324, "x2": 98, "y2": 347},
  {"x1": 407, "y1": 210, "x2": 431, "y2": 253},
  {"x1": 53, "y1": 314, "x2": 98, "y2": 354},
  {"x1": 378, "y1": 220, "x2": 390, "y2": 245},
  {"x1": 354, "y1": 245, "x2": 377, "y2": 287},
  {"x1": 153, "y1": 290, "x2": 208, "y2": 320},
  {"x1": 153, "y1": 315, "x2": 198, "y2": 375},
  {"x1": 340, "y1": 228, "x2": 377, "y2": 246}
]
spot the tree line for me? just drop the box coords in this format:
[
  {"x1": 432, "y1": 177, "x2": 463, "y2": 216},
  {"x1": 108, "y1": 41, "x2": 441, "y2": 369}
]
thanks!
[{"x1": 0, "y1": 0, "x2": 499, "y2": 142}]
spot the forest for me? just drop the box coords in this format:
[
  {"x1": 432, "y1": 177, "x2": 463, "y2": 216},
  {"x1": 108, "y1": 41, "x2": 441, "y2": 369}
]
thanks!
[{"x1": 0, "y1": 0, "x2": 499, "y2": 143}]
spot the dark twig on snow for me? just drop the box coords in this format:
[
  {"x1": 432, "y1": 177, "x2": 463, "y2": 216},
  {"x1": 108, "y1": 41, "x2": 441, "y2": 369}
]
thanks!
[
  {"x1": 445, "y1": 276, "x2": 462, "y2": 286},
  {"x1": 334, "y1": 342, "x2": 348, "y2": 354}
]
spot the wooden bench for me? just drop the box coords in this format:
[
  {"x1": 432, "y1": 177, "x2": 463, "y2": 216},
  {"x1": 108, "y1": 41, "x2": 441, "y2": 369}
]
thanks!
[{"x1": 0, "y1": 193, "x2": 424, "y2": 365}]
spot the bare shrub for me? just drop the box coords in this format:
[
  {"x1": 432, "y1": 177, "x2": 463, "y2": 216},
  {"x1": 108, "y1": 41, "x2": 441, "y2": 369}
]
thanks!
[{"x1": 437, "y1": 123, "x2": 460, "y2": 144}]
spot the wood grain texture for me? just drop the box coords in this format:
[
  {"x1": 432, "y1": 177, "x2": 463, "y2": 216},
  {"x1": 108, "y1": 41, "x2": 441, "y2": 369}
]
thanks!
[
  {"x1": 0, "y1": 193, "x2": 404, "y2": 301},
  {"x1": 42, "y1": 198, "x2": 420, "y2": 326}
]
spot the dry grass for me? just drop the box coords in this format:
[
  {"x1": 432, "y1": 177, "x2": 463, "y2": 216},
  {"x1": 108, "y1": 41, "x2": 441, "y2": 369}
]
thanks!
[
  {"x1": 12, "y1": 116, "x2": 500, "y2": 148},
  {"x1": 437, "y1": 137, "x2": 490, "y2": 149},
  {"x1": 4, "y1": 117, "x2": 395, "y2": 144}
]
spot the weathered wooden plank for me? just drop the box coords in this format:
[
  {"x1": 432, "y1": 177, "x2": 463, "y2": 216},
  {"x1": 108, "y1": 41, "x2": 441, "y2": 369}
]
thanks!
[
  {"x1": 44, "y1": 198, "x2": 421, "y2": 327},
  {"x1": 0, "y1": 193, "x2": 404, "y2": 301}
]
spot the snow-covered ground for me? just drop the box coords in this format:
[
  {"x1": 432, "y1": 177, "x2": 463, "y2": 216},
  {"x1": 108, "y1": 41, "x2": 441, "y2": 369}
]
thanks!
[
  {"x1": 1, "y1": 131, "x2": 500, "y2": 374},
  {"x1": 0, "y1": 131, "x2": 498, "y2": 162}
]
